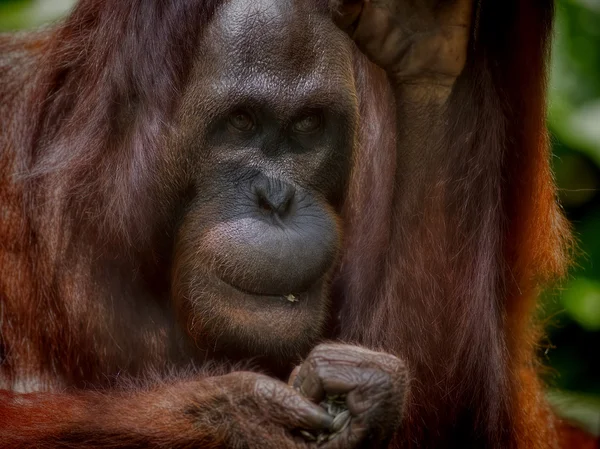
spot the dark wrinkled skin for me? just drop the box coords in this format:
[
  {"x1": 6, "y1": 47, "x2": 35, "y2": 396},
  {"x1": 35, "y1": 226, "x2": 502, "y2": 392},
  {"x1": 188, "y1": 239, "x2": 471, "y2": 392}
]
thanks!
[
  {"x1": 333, "y1": 0, "x2": 472, "y2": 86},
  {"x1": 291, "y1": 344, "x2": 408, "y2": 448},
  {"x1": 170, "y1": 0, "x2": 358, "y2": 363},
  {"x1": 197, "y1": 344, "x2": 407, "y2": 449}
]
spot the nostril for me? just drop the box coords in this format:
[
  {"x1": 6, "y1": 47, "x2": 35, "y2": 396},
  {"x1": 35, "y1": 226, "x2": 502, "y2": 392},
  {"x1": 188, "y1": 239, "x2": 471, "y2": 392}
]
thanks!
[
  {"x1": 258, "y1": 195, "x2": 273, "y2": 212},
  {"x1": 254, "y1": 182, "x2": 295, "y2": 219},
  {"x1": 276, "y1": 184, "x2": 296, "y2": 218},
  {"x1": 280, "y1": 192, "x2": 294, "y2": 216}
]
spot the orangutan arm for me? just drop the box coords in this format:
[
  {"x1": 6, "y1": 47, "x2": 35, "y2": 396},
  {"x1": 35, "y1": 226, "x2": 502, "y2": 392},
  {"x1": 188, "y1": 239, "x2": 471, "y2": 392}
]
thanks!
[{"x1": 0, "y1": 372, "x2": 333, "y2": 449}]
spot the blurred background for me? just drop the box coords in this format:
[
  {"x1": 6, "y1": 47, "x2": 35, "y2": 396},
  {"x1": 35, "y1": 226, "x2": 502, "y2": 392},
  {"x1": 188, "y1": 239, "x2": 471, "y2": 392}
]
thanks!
[{"x1": 1, "y1": 0, "x2": 599, "y2": 435}]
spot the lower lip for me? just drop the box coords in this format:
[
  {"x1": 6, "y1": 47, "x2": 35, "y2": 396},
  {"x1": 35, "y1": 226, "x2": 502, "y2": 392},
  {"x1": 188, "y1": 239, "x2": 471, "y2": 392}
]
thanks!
[{"x1": 218, "y1": 277, "x2": 307, "y2": 304}]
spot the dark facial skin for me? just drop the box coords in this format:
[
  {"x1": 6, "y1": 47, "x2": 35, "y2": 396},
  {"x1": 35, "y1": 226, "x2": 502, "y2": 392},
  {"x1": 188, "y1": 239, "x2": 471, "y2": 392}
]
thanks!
[
  {"x1": 155, "y1": 3, "x2": 408, "y2": 446},
  {"x1": 168, "y1": 0, "x2": 358, "y2": 362}
]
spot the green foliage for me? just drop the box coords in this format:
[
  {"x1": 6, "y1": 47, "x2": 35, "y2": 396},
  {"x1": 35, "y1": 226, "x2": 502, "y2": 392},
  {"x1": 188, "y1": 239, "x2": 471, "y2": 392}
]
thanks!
[
  {"x1": 561, "y1": 277, "x2": 600, "y2": 331},
  {"x1": 0, "y1": 0, "x2": 73, "y2": 31},
  {"x1": 549, "y1": 0, "x2": 600, "y2": 358},
  {"x1": 547, "y1": 0, "x2": 600, "y2": 433}
]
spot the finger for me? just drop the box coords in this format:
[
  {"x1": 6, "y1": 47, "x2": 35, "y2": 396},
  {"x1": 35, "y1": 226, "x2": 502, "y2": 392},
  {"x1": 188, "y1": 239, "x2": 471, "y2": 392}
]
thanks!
[
  {"x1": 287, "y1": 365, "x2": 301, "y2": 387},
  {"x1": 346, "y1": 372, "x2": 391, "y2": 415},
  {"x1": 312, "y1": 343, "x2": 408, "y2": 377},
  {"x1": 296, "y1": 361, "x2": 361, "y2": 404},
  {"x1": 330, "y1": 0, "x2": 364, "y2": 34},
  {"x1": 282, "y1": 391, "x2": 334, "y2": 430},
  {"x1": 293, "y1": 361, "x2": 326, "y2": 403},
  {"x1": 254, "y1": 377, "x2": 333, "y2": 430},
  {"x1": 293, "y1": 344, "x2": 380, "y2": 401},
  {"x1": 350, "y1": 3, "x2": 401, "y2": 64}
]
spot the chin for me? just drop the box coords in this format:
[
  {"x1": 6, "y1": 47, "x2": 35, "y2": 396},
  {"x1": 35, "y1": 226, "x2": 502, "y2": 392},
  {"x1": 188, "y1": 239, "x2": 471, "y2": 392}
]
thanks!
[{"x1": 176, "y1": 270, "x2": 332, "y2": 363}]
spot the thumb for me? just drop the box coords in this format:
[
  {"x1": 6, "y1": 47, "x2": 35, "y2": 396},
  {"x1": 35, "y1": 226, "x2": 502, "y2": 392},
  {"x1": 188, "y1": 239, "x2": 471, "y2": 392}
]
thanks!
[
  {"x1": 330, "y1": 0, "x2": 364, "y2": 35},
  {"x1": 288, "y1": 365, "x2": 302, "y2": 387}
]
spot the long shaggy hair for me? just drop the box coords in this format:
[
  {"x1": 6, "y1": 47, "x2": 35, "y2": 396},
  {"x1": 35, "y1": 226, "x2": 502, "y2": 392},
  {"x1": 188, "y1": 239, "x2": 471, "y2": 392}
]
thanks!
[{"x1": 0, "y1": 1, "x2": 574, "y2": 448}]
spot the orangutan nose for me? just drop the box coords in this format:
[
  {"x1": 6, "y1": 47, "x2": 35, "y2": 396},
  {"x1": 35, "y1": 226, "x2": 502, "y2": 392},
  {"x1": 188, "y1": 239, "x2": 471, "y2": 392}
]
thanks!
[{"x1": 254, "y1": 177, "x2": 296, "y2": 219}]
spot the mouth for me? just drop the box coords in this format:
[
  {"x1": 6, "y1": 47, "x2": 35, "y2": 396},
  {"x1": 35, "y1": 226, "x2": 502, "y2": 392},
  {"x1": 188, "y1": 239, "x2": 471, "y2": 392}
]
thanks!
[{"x1": 218, "y1": 276, "x2": 306, "y2": 304}]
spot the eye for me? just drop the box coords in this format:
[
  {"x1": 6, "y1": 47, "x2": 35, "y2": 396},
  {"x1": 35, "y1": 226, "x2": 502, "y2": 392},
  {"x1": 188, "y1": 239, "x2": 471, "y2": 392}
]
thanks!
[
  {"x1": 228, "y1": 110, "x2": 255, "y2": 132},
  {"x1": 292, "y1": 113, "x2": 322, "y2": 134}
]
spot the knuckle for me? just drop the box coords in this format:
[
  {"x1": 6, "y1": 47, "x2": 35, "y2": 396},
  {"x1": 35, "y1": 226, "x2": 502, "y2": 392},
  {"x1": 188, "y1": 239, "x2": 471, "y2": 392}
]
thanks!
[
  {"x1": 311, "y1": 342, "x2": 345, "y2": 357},
  {"x1": 311, "y1": 343, "x2": 371, "y2": 363},
  {"x1": 366, "y1": 351, "x2": 407, "y2": 378},
  {"x1": 253, "y1": 375, "x2": 283, "y2": 399},
  {"x1": 358, "y1": 368, "x2": 391, "y2": 394}
]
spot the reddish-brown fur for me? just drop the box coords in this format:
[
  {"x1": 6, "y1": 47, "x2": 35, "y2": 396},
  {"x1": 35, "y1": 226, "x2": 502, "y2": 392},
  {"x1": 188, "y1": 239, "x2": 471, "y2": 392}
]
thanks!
[{"x1": 0, "y1": 0, "x2": 597, "y2": 448}]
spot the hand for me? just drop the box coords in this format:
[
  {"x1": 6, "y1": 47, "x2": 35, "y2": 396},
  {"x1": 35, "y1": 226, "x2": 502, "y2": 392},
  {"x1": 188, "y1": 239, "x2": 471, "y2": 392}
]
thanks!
[
  {"x1": 332, "y1": 0, "x2": 474, "y2": 86},
  {"x1": 207, "y1": 372, "x2": 334, "y2": 448},
  {"x1": 290, "y1": 343, "x2": 408, "y2": 448}
]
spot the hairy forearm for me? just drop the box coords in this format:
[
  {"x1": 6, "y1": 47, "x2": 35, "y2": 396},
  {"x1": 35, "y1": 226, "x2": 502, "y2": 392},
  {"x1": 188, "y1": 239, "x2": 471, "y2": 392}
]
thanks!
[
  {"x1": 0, "y1": 370, "x2": 338, "y2": 449},
  {"x1": 0, "y1": 383, "x2": 222, "y2": 448},
  {"x1": 389, "y1": 79, "x2": 455, "y2": 177}
]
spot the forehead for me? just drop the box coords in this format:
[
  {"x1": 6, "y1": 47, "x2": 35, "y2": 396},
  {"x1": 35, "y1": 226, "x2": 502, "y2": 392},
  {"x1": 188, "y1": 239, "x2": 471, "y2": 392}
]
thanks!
[{"x1": 198, "y1": 0, "x2": 355, "y2": 109}]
